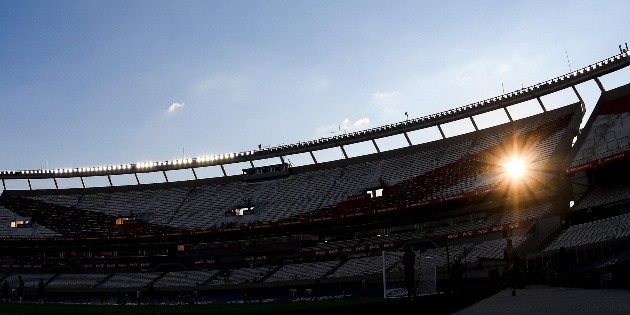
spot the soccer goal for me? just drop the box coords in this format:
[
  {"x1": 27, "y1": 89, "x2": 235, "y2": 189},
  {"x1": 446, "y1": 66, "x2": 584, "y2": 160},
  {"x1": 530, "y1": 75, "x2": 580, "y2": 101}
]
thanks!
[{"x1": 381, "y1": 250, "x2": 437, "y2": 299}]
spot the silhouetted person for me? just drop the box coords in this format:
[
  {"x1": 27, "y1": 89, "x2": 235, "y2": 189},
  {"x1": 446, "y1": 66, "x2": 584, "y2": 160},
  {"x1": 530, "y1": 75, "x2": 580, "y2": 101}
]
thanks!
[
  {"x1": 403, "y1": 247, "x2": 416, "y2": 299},
  {"x1": 558, "y1": 247, "x2": 570, "y2": 289},
  {"x1": 146, "y1": 282, "x2": 155, "y2": 305},
  {"x1": 16, "y1": 276, "x2": 24, "y2": 304},
  {"x1": 2, "y1": 279, "x2": 9, "y2": 303},
  {"x1": 451, "y1": 256, "x2": 464, "y2": 294},
  {"x1": 136, "y1": 288, "x2": 142, "y2": 305},
  {"x1": 313, "y1": 279, "x2": 321, "y2": 301},
  {"x1": 360, "y1": 275, "x2": 367, "y2": 298},
  {"x1": 37, "y1": 278, "x2": 45, "y2": 304},
  {"x1": 504, "y1": 238, "x2": 520, "y2": 296}
]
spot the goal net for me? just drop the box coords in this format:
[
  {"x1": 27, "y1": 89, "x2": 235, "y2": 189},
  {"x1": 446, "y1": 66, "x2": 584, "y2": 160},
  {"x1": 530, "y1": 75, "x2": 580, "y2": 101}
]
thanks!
[{"x1": 381, "y1": 250, "x2": 437, "y2": 298}]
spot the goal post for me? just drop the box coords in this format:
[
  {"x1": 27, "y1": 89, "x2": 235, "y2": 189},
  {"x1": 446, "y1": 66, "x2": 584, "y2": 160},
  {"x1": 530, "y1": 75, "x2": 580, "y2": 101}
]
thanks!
[{"x1": 382, "y1": 250, "x2": 437, "y2": 299}]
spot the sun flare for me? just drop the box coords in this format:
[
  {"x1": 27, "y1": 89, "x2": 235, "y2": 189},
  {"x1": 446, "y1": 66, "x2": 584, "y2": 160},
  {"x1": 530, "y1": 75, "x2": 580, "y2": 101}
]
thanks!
[{"x1": 503, "y1": 157, "x2": 526, "y2": 179}]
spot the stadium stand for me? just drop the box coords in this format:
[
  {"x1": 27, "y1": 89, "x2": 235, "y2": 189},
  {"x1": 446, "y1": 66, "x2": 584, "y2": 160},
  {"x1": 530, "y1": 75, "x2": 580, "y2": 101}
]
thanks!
[{"x1": 1, "y1": 51, "x2": 629, "y2": 305}]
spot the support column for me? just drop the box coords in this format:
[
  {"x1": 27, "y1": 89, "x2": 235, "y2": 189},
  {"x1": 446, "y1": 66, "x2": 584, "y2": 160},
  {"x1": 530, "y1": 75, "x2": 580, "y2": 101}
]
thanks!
[
  {"x1": 403, "y1": 132, "x2": 412, "y2": 146},
  {"x1": 594, "y1": 77, "x2": 605, "y2": 92},
  {"x1": 310, "y1": 151, "x2": 318, "y2": 164},
  {"x1": 470, "y1": 116, "x2": 479, "y2": 131},
  {"x1": 372, "y1": 139, "x2": 381, "y2": 152},
  {"x1": 53, "y1": 177, "x2": 59, "y2": 189},
  {"x1": 134, "y1": 173, "x2": 140, "y2": 185},
  {"x1": 504, "y1": 107, "x2": 513, "y2": 122},
  {"x1": 28, "y1": 179, "x2": 32, "y2": 191},
  {"x1": 108, "y1": 175, "x2": 113, "y2": 187},
  {"x1": 340, "y1": 145, "x2": 348, "y2": 159},
  {"x1": 162, "y1": 170, "x2": 169, "y2": 182},
  {"x1": 191, "y1": 168, "x2": 198, "y2": 180},
  {"x1": 572, "y1": 85, "x2": 586, "y2": 112},
  {"x1": 1, "y1": 178, "x2": 5, "y2": 191},
  {"x1": 537, "y1": 97, "x2": 547, "y2": 112},
  {"x1": 437, "y1": 125, "x2": 446, "y2": 139},
  {"x1": 220, "y1": 165, "x2": 227, "y2": 176},
  {"x1": 80, "y1": 177, "x2": 86, "y2": 189}
]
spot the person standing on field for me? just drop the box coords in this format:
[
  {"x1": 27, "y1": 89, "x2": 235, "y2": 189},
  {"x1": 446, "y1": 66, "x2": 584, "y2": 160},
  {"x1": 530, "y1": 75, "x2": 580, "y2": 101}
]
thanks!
[{"x1": 504, "y1": 238, "x2": 520, "y2": 296}]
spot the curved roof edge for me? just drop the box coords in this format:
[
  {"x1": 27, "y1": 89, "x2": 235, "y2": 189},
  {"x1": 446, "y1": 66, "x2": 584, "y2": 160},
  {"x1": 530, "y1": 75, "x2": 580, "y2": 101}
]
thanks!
[
  {"x1": 2, "y1": 51, "x2": 629, "y2": 181},
  {"x1": 3, "y1": 102, "x2": 582, "y2": 196}
]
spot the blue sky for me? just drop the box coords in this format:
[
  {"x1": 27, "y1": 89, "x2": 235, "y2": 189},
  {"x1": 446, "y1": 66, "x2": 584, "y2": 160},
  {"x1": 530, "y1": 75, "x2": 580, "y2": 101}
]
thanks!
[{"x1": 1, "y1": 0, "x2": 629, "y2": 188}]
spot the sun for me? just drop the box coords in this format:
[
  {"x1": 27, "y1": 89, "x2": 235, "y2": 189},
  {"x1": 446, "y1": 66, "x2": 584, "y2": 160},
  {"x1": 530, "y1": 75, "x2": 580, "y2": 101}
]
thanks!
[{"x1": 503, "y1": 157, "x2": 526, "y2": 179}]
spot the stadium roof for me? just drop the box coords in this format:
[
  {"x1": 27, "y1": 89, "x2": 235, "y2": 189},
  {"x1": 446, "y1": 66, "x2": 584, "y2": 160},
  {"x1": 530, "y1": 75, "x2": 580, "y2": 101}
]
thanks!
[{"x1": 1, "y1": 51, "x2": 629, "y2": 189}]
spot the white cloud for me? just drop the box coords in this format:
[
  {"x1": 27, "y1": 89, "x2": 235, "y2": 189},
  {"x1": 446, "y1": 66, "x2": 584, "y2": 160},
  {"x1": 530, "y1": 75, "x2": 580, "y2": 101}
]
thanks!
[
  {"x1": 353, "y1": 117, "x2": 370, "y2": 128},
  {"x1": 340, "y1": 118, "x2": 350, "y2": 130},
  {"x1": 167, "y1": 102, "x2": 185, "y2": 113},
  {"x1": 372, "y1": 91, "x2": 400, "y2": 98}
]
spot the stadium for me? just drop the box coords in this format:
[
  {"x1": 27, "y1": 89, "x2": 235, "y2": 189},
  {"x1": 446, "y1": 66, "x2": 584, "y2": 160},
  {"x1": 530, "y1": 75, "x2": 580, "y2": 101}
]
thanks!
[{"x1": 1, "y1": 48, "x2": 630, "y2": 314}]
